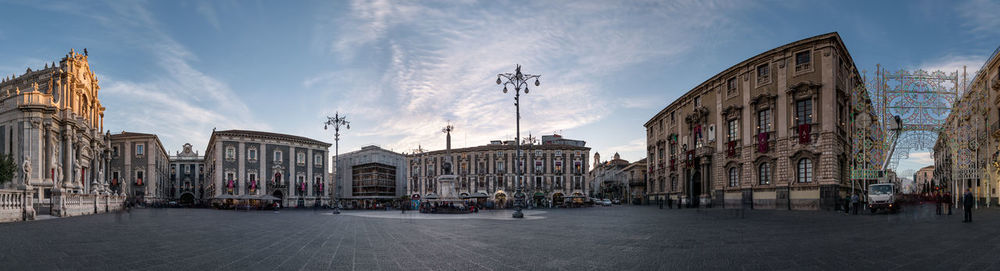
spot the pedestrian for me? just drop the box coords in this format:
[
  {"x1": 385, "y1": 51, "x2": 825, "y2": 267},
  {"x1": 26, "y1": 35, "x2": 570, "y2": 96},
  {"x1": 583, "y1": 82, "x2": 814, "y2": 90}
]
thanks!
[
  {"x1": 935, "y1": 191, "x2": 942, "y2": 215},
  {"x1": 843, "y1": 194, "x2": 850, "y2": 214},
  {"x1": 667, "y1": 197, "x2": 673, "y2": 209},
  {"x1": 851, "y1": 193, "x2": 859, "y2": 215},
  {"x1": 658, "y1": 197, "x2": 663, "y2": 209},
  {"x1": 945, "y1": 192, "x2": 953, "y2": 215},
  {"x1": 963, "y1": 189, "x2": 974, "y2": 222}
]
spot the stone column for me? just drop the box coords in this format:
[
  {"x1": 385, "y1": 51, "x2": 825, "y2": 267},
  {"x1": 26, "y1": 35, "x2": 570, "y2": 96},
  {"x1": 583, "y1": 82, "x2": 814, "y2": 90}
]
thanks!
[
  {"x1": 238, "y1": 142, "x2": 245, "y2": 195},
  {"x1": 306, "y1": 148, "x2": 314, "y2": 202},
  {"x1": 62, "y1": 129, "x2": 73, "y2": 189}
]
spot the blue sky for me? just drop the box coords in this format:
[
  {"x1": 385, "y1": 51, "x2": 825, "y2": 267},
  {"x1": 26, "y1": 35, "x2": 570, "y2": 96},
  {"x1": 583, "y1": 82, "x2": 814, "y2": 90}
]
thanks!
[{"x1": 1, "y1": 0, "x2": 998, "y2": 177}]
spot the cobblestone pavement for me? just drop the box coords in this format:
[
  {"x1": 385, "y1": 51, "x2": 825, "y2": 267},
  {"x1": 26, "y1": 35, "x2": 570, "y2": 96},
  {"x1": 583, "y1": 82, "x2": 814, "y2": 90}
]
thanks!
[{"x1": 2, "y1": 204, "x2": 1000, "y2": 270}]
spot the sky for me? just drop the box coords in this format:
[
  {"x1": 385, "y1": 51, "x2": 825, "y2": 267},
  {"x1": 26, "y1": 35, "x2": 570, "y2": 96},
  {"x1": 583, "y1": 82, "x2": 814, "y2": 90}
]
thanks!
[{"x1": 0, "y1": 0, "x2": 998, "y2": 176}]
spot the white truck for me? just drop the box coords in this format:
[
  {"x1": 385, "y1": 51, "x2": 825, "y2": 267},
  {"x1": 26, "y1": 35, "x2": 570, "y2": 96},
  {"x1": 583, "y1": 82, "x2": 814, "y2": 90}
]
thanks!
[{"x1": 867, "y1": 183, "x2": 899, "y2": 214}]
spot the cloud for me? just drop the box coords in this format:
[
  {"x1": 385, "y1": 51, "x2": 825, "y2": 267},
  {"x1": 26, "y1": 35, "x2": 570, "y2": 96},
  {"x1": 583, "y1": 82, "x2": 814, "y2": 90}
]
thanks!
[
  {"x1": 606, "y1": 138, "x2": 648, "y2": 154},
  {"x1": 918, "y1": 54, "x2": 986, "y2": 75},
  {"x1": 195, "y1": 2, "x2": 222, "y2": 30},
  {"x1": 957, "y1": 0, "x2": 1000, "y2": 38},
  {"x1": 313, "y1": 0, "x2": 749, "y2": 152},
  {"x1": 29, "y1": 1, "x2": 263, "y2": 152}
]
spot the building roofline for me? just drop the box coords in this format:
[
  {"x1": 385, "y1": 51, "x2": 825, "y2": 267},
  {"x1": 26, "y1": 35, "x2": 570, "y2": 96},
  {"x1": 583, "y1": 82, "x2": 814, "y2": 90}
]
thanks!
[{"x1": 645, "y1": 32, "x2": 863, "y2": 127}]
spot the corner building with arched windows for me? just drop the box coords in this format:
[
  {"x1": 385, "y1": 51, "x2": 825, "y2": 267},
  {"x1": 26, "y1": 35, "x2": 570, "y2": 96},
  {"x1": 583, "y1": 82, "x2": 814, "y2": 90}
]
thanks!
[
  {"x1": 645, "y1": 32, "x2": 873, "y2": 210},
  {"x1": 204, "y1": 130, "x2": 331, "y2": 207}
]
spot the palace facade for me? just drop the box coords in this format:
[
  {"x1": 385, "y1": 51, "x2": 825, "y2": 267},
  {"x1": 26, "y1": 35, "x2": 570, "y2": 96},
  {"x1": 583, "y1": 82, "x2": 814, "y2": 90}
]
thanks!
[
  {"x1": 645, "y1": 32, "x2": 871, "y2": 210},
  {"x1": 109, "y1": 132, "x2": 170, "y2": 204},
  {"x1": 204, "y1": 130, "x2": 331, "y2": 207},
  {"x1": 0, "y1": 49, "x2": 125, "y2": 221},
  {"x1": 406, "y1": 135, "x2": 591, "y2": 208},
  {"x1": 169, "y1": 143, "x2": 206, "y2": 205},
  {"x1": 933, "y1": 45, "x2": 1000, "y2": 207}
]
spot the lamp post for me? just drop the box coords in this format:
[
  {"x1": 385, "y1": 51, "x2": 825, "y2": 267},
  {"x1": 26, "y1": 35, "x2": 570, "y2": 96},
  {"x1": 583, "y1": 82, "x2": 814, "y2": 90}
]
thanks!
[
  {"x1": 497, "y1": 64, "x2": 540, "y2": 218},
  {"x1": 324, "y1": 112, "x2": 350, "y2": 214}
]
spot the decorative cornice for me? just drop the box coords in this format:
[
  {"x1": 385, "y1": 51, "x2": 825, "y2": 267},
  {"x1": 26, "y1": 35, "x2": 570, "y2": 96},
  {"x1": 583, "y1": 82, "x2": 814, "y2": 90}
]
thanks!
[
  {"x1": 749, "y1": 93, "x2": 777, "y2": 106},
  {"x1": 787, "y1": 81, "x2": 822, "y2": 95}
]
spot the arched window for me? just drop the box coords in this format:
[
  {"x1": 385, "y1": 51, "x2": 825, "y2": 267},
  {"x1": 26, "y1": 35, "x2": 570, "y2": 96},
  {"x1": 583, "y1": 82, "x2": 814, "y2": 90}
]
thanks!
[
  {"x1": 728, "y1": 167, "x2": 738, "y2": 187},
  {"x1": 797, "y1": 159, "x2": 813, "y2": 183},
  {"x1": 758, "y1": 163, "x2": 771, "y2": 185}
]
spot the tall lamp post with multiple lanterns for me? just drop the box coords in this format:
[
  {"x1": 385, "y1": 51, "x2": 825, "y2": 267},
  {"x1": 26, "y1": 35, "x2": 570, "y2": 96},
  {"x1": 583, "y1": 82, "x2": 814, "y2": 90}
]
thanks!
[
  {"x1": 324, "y1": 112, "x2": 350, "y2": 214},
  {"x1": 496, "y1": 64, "x2": 540, "y2": 218}
]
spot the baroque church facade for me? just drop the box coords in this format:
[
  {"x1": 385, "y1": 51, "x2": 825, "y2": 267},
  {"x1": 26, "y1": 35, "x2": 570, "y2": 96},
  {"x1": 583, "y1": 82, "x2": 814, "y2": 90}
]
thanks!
[{"x1": 0, "y1": 49, "x2": 117, "y2": 219}]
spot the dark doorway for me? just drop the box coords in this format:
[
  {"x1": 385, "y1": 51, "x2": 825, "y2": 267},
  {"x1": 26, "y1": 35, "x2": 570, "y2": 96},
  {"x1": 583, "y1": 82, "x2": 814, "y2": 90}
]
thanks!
[
  {"x1": 690, "y1": 171, "x2": 701, "y2": 208},
  {"x1": 179, "y1": 193, "x2": 195, "y2": 205}
]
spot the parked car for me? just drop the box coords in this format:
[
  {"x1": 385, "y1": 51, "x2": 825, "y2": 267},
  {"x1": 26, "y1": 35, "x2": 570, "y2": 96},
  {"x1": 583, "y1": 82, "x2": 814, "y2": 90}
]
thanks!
[
  {"x1": 612, "y1": 199, "x2": 621, "y2": 205},
  {"x1": 601, "y1": 199, "x2": 612, "y2": 206}
]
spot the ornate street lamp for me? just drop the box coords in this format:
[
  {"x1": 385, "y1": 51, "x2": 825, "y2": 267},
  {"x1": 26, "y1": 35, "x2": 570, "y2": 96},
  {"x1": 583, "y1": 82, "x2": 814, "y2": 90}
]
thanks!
[
  {"x1": 324, "y1": 112, "x2": 350, "y2": 214},
  {"x1": 496, "y1": 64, "x2": 540, "y2": 218}
]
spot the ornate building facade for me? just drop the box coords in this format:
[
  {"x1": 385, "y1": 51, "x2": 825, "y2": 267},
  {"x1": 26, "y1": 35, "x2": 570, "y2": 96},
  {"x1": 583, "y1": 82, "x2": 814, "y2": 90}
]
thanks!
[
  {"x1": 169, "y1": 143, "x2": 205, "y2": 205},
  {"x1": 0, "y1": 49, "x2": 125, "y2": 220},
  {"x1": 406, "y1": 135, "x2": 591, "y2": 208},
  {"x1": 933, "y1": 45, "x2": 1000, "y2": 207},
  {"x1": 645, "y1": 33, "x2": 869, "y2": 210},
  {"x1": 109, "y1": 132, "x2": 170, "y2": 204},
  {"x1": 204, "y1": 130, "x2": 331, "y2": 207}
]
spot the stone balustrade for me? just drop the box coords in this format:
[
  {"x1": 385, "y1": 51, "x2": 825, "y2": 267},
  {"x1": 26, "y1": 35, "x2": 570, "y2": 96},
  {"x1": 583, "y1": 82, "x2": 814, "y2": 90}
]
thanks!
[
  {"x1": 0, "y1": 190, "x2": 25, "y2": 223},
  {"x1": 2, "y1": 188, "x2": 128, "y2": 223}
]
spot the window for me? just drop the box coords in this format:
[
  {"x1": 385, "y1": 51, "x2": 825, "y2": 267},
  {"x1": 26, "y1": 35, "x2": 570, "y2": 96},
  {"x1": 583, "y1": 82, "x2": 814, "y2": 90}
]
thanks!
[
  {"x1": 796, "y1": 99, "x2": 813, "y2": 125},
  {"x1": 757, "y1": 64, "x2": 770, "y2": 84},
  {"x1": 225, "y1": 146, "x2": 236, "y2": 160},
  {"x1": 795, "y1": 50, "x2": 811, "y2": 72},
  {"x1": 757, "y1": 109, "x2": 772, "y2": 133},
  {"x1": 758, "y1": 163, "x2": 771, "y2": 185},
  {"x1": 535, "y1": 176, "x2": 543, "y2": 188},
  {"x1": 670, "y1": 112, "x2": 675, "y2": 123},
  {"x1": 113, "y1": 146, "x2": 119, "y2": 157},
  {"x1": 728, "y1": 167, "x2": 738, "y2": 187},
  {"x1": 297, "y1": 152, "x2": 306, "y2": 165},
  {"x1": 555, "y1": 150, "x2": 562, "y2": 157},
  {"x1": 136, "y1": 144, "x2": 144, "y2": 156},
  {"x1": 497, "y1": 161, "x2": 505, "y2": 173},
  {"x1": 670, "y1": 176, "x2": 677, "y2": 191},
  {"x1": 185, "y1": 164, "x2": 192, "y2": 174},
  {"x1": 658, "y1": 119, "x2": 663, "y2": 130},
  {"x1": 727, "y1": 119, "x2": 738, "y2": 142},
  {"x1": 315, "y1": 154, "x2": 323, "y2": 166},
  {"x1": 727, "y1": 77, "x2": 737, "y2": 95},
  {"x1": 554, "y1": 161, "x2": 563, "y2": 172},
  {"x1": 248, "y1": 148, "x2": 257, "y2": 161},
  {"x1": 554, "y1": 176, "x2": 563, "y2": 189},
  {"x1": 694, "y1": 96, "x2": 701, "y2": 108},
  {"x1": 274, "y1": 150, "x2": 283, "y2": 162},
  {"x1": 797, "y1": 159, "x2": 813, "y2": 183}
]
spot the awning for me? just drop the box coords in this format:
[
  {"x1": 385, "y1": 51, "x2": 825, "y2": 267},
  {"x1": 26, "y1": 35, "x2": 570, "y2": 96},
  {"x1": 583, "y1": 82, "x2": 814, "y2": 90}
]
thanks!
[
  {"x1": 425, "y1": 193, "x2": 439, "y2": 199},
  {"x1": 468, "y1": 192, "x2": 489, "y2": 198},
  {"x1": 564, "y1": 195, "x2": 586, "y2": 198},
  {"x1": 533, "y1": 192, "x2": 545, "y2": 198},
  {"x1": 214, "y1": 194, "x2": 236, "y2": 199}
]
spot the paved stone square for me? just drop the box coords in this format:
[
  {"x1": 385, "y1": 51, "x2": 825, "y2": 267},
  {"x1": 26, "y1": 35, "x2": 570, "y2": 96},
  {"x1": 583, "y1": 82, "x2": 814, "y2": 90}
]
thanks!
[{"x1": 3, "y1": 205, "x2": 1000, "y2": 270}]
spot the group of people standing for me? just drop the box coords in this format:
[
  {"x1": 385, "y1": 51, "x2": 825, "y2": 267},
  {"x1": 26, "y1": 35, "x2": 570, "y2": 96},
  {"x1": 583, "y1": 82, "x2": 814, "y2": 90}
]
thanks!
[{"x1": 932, "y1": 189, "x2": 977, "y2": 222}]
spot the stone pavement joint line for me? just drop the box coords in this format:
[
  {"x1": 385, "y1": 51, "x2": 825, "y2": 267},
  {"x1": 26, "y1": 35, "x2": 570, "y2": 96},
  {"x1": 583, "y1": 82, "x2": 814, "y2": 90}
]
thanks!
[{"x1": 2, "y1": 205, "x2": 998, "y2": 270}]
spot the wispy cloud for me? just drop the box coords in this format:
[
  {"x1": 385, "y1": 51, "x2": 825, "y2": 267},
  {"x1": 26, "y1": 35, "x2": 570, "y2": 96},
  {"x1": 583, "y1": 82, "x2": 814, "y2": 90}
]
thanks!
[
  {"x1": 195, "y1": 2, "x2": 222, "y2": 31},
  {"x1": 313, "y1": 0, "x2": 748, "y2": 152},
  {"x1": 918, "y1": 54, "x2": 985, "y2": 75},
  {"x1": 957, "y1": 0, "x2": 1000, "y2": 38},
  {"x1": 30, "y1": 1, "x2": 263, "y2": 152}
]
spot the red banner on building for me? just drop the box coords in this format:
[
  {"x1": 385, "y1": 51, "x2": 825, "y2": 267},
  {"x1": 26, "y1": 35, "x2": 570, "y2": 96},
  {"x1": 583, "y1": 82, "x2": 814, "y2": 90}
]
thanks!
[
  {"x1": 757, "y1": 132, "x2": 768, "y2": 153},
  {"x1": 798, "y1": 123, "x2": 811, "y2": 144}
]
